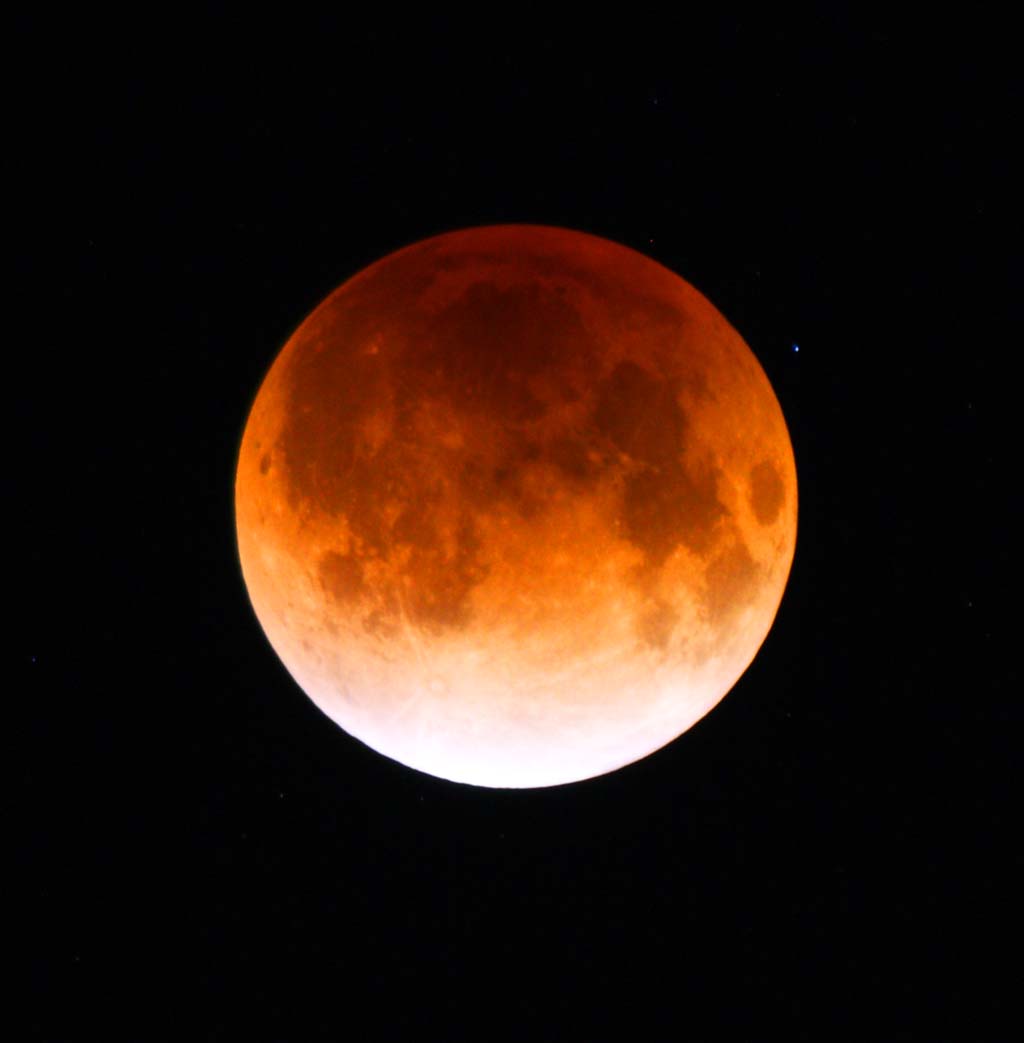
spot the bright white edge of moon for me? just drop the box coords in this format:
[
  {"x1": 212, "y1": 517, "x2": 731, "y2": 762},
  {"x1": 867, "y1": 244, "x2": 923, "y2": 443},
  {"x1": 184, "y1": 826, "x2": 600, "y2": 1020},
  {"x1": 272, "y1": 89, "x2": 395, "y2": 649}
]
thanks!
[{"x1": 239, "y1": 529, "x2": 784, "y2": 788}]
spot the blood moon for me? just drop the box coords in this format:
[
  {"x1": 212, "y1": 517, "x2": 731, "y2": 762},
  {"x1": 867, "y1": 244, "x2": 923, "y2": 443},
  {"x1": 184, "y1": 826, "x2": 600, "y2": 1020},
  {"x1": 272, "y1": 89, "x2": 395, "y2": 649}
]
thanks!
[{"x1": 235, "y1": 225, "x2": 797, "y2": 788}]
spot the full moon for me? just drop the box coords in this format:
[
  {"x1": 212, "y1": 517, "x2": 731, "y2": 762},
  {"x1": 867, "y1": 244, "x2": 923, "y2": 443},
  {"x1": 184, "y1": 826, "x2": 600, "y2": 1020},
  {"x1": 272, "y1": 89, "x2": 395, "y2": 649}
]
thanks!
[{"x1": 235, "y1": 225, "x2": 797, "y2": 788}]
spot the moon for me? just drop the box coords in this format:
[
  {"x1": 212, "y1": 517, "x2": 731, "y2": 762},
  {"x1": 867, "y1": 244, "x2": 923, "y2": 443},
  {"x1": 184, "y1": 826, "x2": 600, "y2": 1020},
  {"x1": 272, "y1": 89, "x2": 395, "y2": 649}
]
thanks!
[{"x1": 235, "y1": 225, "x2": 797, "y2": 788}]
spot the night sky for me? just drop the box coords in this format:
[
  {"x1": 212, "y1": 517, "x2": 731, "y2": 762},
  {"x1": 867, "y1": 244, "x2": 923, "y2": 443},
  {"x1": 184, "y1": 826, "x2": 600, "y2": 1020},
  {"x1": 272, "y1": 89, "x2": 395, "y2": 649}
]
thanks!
[{"x1": 17, "y1": 12, "x2": 1018, "y2": 1041}]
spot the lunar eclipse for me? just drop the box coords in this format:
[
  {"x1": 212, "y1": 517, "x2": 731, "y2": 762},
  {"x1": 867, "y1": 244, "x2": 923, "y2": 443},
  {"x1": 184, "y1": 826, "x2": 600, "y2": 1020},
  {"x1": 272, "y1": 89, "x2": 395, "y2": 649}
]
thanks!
[{"x1": 235, "y1": 225, "x2": 797, "y2": 787}]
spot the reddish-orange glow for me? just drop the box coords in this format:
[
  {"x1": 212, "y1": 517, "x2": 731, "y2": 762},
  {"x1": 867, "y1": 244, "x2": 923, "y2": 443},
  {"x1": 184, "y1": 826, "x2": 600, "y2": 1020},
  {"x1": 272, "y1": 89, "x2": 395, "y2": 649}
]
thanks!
[{"x1": 235, "y1": 225, "x2": 797, "y2": 787}]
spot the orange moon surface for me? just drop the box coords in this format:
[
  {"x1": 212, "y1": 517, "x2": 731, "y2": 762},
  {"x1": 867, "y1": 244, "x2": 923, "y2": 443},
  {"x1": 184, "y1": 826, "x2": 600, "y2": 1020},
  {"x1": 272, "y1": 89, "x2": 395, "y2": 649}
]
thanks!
[{"x1": 235, "y1": 225, "x2": 797, "y2": 788}]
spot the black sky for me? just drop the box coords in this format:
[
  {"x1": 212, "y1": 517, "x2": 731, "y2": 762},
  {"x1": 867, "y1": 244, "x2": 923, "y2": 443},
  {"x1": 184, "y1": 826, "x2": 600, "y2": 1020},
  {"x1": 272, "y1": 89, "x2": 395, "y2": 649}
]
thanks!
[{"x1": 16, "y1": 11, "x2": 1019, "y2": 1041}]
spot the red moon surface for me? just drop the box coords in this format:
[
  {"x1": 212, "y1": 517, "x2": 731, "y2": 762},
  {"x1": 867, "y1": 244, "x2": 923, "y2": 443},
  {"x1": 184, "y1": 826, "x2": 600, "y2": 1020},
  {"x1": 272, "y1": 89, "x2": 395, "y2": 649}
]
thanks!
[{"x1": 235, "y1": 226, "x2": 797, "y2": 788}]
